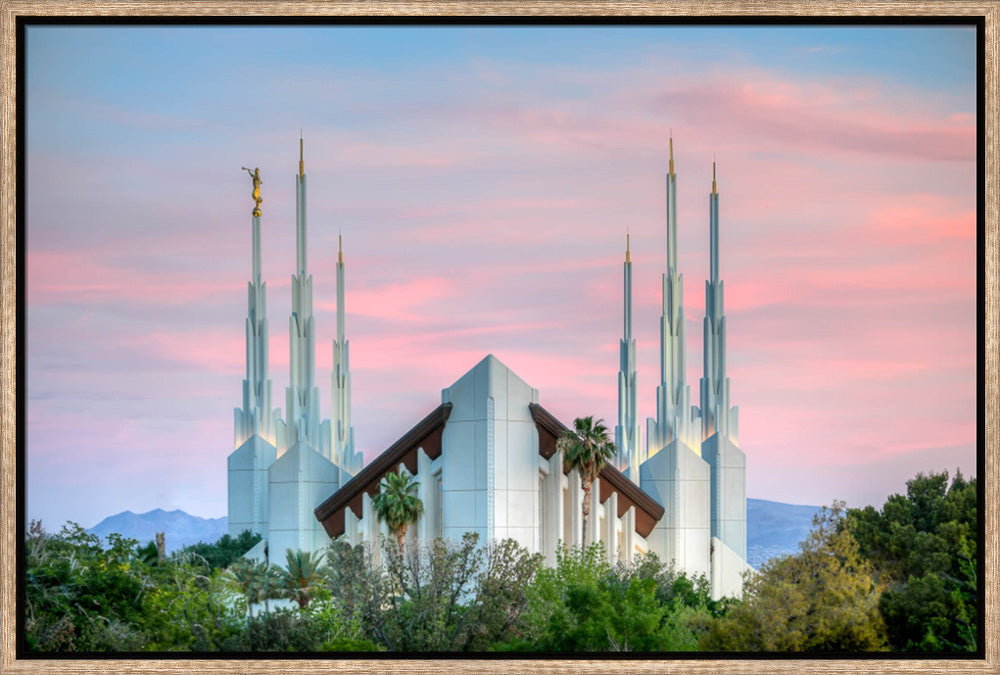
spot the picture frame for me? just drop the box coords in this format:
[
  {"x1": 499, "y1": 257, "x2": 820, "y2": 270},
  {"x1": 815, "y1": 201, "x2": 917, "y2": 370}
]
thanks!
[{"x1": 1, "y1": 2, "x2": 996, "y2": 673}]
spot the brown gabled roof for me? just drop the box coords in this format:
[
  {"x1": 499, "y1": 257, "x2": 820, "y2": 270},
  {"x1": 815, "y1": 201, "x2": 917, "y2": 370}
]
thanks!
[
  {"x1": 314, "y1": 403, "x2": 452, "y2": 538},
  {"x1": 529, "y1": 403, "x2": 664, "y2": 537},
  {"x1": 313, "y1": 399, "x2": 665, "y2": 541}
]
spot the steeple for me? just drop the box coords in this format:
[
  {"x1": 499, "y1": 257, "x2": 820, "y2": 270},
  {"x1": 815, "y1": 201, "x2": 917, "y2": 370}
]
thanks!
[
  {"x1": 286, "y1": 138, "x2": 323, "y2": 452},
  {"x1": 332, "y1": 234, "x2": 361, "y2": 476},
  {"x1": 616, "y1": 233, "x2": 640, "y2": 481},
  {"x1": 647, "y1": 137, "x2": 699, "y2": 459},
  {"x1": 234, "y1": 170, "x2": 278, "y2": 448},
  {"x1": 700, "y1": 161, "x2": 737, "y2": 443}
]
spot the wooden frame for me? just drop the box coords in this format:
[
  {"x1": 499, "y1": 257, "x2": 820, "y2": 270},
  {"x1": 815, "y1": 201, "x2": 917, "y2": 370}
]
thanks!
[{"x1": 1, "y1": 2, "x2": 996, "y2": 673}]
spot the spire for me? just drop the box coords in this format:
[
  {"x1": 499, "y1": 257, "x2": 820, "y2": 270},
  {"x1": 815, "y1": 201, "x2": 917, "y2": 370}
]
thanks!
[
  {"x1": 701, "y1": 161, "x2": 735, "y2": 443},
  {"x1": 333, "y1": 233, "x2": 360, "y2": 476},
  {"x1": 616, "y1": 228, "x2": 640, "y2": 481},
  {"x1": 287, "y1": 138, "x2": 323, "y2": 454},
  {"x1": 669, "y1": 133, "x2": 674, "y2": 179},
  {"x1": 235, "y1": 172, "x2": 276, "y2": 448},
  {"x1": 299, "y1": 133, "x2": 304, "y2": 178},
  {"x1": 646, "y1": 139, "x2": 699, "y2": 459}
]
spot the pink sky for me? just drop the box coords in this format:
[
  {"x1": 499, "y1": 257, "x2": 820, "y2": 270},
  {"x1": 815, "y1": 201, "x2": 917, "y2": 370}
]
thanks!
[{"x1": 24, "y1": 26, "x2": 978, "y2": 529}]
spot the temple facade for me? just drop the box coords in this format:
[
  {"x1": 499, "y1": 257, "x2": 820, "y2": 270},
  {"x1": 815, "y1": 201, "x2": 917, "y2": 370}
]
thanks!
[{"x1": 227, "y1": 139, "x2": 750, "y2": 598}]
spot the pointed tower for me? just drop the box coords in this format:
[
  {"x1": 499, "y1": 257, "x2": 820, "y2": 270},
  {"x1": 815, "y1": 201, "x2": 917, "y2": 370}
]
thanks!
[
  {"x1": 640, "y1": 139, "x2": 711, "y2": 582},
  {"x1": 332, "y1": 234, "x2": 363, "y2": 478},
  {"x1": 615, "y1": 234, "x2": 641, "y2": 483},
  {"x1": 268, "y1": 138, "x2": 339, "y2": 562},
  {"x1": 699, "y1": 161, "x2": 739, "y2": 446},
  {"x1": 697, "y1": 162, "x2": 748, "y2": 600},
  {"x1": 283, "y1": 136, "x2": 329, "y2": 456},
  {"x1": 228, "y1": 168, "x2": 280, "y2": 539},
  {"x1": 647, "y1": 137, "x2": 700, "y2": 458}
]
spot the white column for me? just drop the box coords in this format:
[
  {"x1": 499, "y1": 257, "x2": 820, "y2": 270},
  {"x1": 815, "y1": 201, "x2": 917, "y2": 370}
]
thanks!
[{"x1": 605, "y1": 492, "x2": 619, "y2": 563}]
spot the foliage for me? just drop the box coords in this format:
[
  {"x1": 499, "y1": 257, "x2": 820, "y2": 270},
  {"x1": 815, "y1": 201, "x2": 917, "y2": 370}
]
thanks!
[
  {"x1": 700, "y1": 503, "x2": 888, "y2": 652},
  {"x1": 276, "y1": 549, "x2": 327, "y2": 610},
  {"x1": 142, "y1": 554, "x2": 244, "y2": 651},
  {"x1": 503, "y1": 544, "x2": 714, "y2": 652},
  {"x1": 25, "y1": 521, "x2": 151, "y2": 651},
  {"x1": 846, "y1": 470, "x2": 978, "y2": 652},
  {"x1": 325, "y1": 533, "x2": 542, "y2": 651},
  {"x1": 557, "y1": 416, "x2": 617, "y2": 546},
  {"x1": 178, "y1": 530, "x2": 261, "y2": 571},
  {"x1": 371, "y1": 471, "x2": 425, "y2": 550}
]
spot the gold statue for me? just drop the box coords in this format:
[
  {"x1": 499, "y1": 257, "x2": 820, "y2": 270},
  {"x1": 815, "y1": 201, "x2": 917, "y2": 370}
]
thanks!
[{"x1": 241, "y1": 166, "x2": 263, "y2": 217}]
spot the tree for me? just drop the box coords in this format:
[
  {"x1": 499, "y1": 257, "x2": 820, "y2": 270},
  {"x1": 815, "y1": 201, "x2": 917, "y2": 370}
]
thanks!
[
  {"x1": 371, "y1": 471, "x2": 424, "y2": 551},
  {"x1": 279, "y1": 549, "x2": 327, "y2": 610},
  {"x1": 847, "y1": 470, "x2": 978, "y2": 652},
  {"x1": 180, "y1": 530, "x2": 261, "y2": 571},
  {"x1": 557, "y1": 416, "x2": 617, "y2": 546},
  {"x1": 700, "y1": 503, "x2": 888, "y2": 652},
  {"x1": 325, "y1": 533, "x2": 542, "y2": 652}
]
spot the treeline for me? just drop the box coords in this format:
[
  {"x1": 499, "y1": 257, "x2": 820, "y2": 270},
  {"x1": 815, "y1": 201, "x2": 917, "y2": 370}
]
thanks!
[{"x1": 24, "y1": 470, "x2": 977, "y2": 653}]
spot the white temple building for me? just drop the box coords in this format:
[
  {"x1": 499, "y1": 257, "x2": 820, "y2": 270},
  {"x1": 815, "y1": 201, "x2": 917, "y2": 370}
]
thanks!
[{"x1": 228, "y1": 138, "x2": 750, "y2": 599}]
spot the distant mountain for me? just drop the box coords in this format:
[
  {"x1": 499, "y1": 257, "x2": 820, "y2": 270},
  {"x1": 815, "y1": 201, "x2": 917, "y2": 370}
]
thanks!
[
  {"x1": 87, "y1": 509, "x2": 228, "y2": 554},
  {"x1": 87, "y1": 498, "x2": 819, "y2": 564},
  {"x1": 746, "y1": 498, "x2": 822, "y2": 569}
]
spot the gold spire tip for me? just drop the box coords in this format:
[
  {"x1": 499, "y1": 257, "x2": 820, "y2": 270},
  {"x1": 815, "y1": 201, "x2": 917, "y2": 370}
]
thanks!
[
  {"x1": 338, "y1": 233, "x2": 343, "y2": 265},
  {"x1": 668, "y1": 135, "x2": 674, "y2": 178},
  {"x1": 299, "y1": 136, "x2": 304, "y2": 178},
  {"x1": 626, "y1": 232, "x2": 631, "y2": 264},
  {"x1": 712, "y1": 160, "x2": 717, "y2": 196}
]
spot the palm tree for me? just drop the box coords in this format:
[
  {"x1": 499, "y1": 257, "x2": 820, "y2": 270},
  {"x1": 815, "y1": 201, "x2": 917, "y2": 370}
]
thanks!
[
  {"x1": 251, "y1": 560, "x2": 282, "y2": 614},
  {"x1": 558, "y1": 415, "x2": 617, "y2": 547},
  {"x1": 226, "y1": 558, "x2": 258, "y2": 617},
  {"x1": 372, "y1": 470, "x2": 424, "y2": 551},
  {"x1": 279, "y1": 549, "x2": 326, "y2": 610}
]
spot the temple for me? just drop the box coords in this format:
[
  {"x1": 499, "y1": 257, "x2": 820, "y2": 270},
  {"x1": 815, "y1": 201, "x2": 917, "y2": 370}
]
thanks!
[{"x1": 227, "y1": 138, "x2": 750, "y2": 598}]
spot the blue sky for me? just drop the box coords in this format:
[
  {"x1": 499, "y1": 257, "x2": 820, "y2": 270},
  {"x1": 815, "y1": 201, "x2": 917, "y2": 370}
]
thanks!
[{"x1": 25, "y1": 24, "x2": 978, "y2": 529}]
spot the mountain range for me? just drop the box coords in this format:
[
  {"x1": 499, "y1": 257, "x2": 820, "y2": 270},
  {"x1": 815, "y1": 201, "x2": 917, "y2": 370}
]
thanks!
[{"x1": 87, "y1": 498, "x2": 822, "y2": 565}]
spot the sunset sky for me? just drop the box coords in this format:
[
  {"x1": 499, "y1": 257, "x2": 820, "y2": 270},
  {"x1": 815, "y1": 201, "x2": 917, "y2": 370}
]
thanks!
[{"x1": 24, "y1": 24, "x2": 978, "y2": 530}]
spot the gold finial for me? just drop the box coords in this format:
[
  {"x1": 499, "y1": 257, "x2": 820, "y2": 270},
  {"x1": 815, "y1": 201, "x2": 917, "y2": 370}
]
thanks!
[
  {"x1": 669, "y1": 134, "x2": 674, "y2": 178},
  {"x1": 338, "y1": 233, "x2": 343, "y2": 265},
  {"x1": 626, "y1": 232, "x2": 631, "y2": 264},
  {"x1": 299, "y1": 134, "x2": 304, "y2": 178},
  {"x1": 712, "y1": 159, "x2": 717, "y2": 196},
  {"x1": 242, "y1": 166, "x2": 263, "y2": 217}
]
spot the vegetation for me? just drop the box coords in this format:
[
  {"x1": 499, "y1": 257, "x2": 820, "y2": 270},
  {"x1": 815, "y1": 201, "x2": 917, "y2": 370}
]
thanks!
[
  {"x1": 371, "y1": 471, "x2": 424, "y2": 551},
  {"x1": 700, "y1": 503, "x2": 888, "y2": 651},
  {"x1": 847, "y1": 471, "x2": 978, "y2": 652},
  {"x1": 557, "y1": 416, "x2": 617, "y2": 546},
  {"x1": 24, "y1": 469, "x2": 977, "y2": 653}
]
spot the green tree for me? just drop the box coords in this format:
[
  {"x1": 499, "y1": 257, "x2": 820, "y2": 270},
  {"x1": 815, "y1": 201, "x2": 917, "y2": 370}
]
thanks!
[
  {"x1": 504, "y1": 544, "x2": 710, "y2": 652},
  {"x1": 371, "y1": 471, "x2": 424, "y2": 551},
  {"x1": 143, "y1": 554, "x2": 243, "y2": 651},
  {"x1": 557, "y1": 416, "x2": 617, "y2": 546},
  {"x1": 180, "y1": 530, "x2": 261, "y2": 571},
  {"x1": 701, "y1": 503, "x2": 888, "y2": 652},
  {"x1": 847, "y1": 470, "x2": 977, "y2": 652},
  {"x1": 325, "y1": 533, "x2": 541, "y2": 651},
  {"x1": 278, "y1": 549, "x2": 327, "y2": 610},
  {"x1": 25, "y1": 522, "x2": 152, "y2": 651}
]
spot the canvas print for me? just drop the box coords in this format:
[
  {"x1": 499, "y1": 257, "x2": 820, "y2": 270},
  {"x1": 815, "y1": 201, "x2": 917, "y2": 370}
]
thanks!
[{"x1": 21, "y1": 23, "x2": 980, "y2": 655}]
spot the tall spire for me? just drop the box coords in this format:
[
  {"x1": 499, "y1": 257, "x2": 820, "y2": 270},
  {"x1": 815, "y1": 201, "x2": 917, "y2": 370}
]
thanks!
[
  {"x1": 332, "y1": 235, "x2": 361, "y2": 476},
  {"x1": 616, "y1": 233, "x2": 640, "y2": 481},
  {"x1": 700, "y1": 162, "x2": 736, "y2": 442},
  {"x1": 647, "y1": 137, "x2": 699, "y2": 460},
  {"x1": 235, "y1": 173, "x2": 277, "y2": 448},
  {"x1": 286, "y1": 138, "x2": 323, "y2": 452}
]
